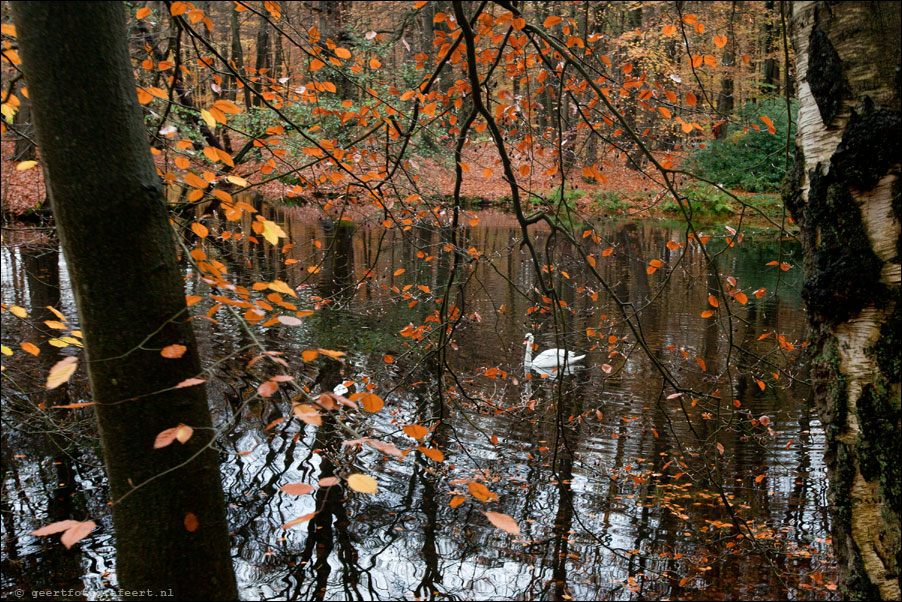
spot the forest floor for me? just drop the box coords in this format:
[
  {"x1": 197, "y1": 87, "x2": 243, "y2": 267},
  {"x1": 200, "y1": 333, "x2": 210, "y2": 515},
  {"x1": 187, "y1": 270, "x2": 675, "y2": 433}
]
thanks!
[{"x1": 1, "y1": 140, "x2": 778, "y2": 221}]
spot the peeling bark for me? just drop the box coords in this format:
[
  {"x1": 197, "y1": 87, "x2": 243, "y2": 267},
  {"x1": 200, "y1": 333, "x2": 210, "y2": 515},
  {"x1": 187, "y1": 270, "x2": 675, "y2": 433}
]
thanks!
[{"x1": 789, "y1": 2, "x2": 901, "y2": 599}]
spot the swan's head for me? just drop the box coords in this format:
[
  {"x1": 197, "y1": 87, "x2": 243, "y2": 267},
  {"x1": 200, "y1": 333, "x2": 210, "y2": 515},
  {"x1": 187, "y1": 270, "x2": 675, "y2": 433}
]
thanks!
[{"x1": 524, "y1": 333, "x2": 534, "y2": 344}]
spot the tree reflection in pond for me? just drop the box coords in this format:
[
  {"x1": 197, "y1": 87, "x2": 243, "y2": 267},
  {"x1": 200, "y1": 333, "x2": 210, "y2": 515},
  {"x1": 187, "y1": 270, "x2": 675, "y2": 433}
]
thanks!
[{"x1": 1, "y1": 211, "x2": 835, "y2": 600}]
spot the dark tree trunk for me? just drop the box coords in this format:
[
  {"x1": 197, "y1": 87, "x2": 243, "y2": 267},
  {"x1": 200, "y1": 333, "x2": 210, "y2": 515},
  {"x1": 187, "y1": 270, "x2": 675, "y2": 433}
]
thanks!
[
  {"x1": 253, "y1": 18, "x2": 271, "y2": 107},
  {"x1": 228, "y1": 8, "x2": 250, "y2": 107},
  {"x1": 762, "y1": 1, "x2": 781, "y2": 94},
  {"x1": 715, "y1": 2, "x2": 737, "y2": 139},
  {"x1": 11, "y1": 96, "x2": 36, "y2": 161},
  {"x1": 12, "y1": 3, "x2": 238, "y2": 599}
]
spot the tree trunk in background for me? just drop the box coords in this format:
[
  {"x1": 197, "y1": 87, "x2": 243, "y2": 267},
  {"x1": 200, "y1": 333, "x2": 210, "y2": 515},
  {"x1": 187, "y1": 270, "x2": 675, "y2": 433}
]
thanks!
[
  {"x1": 12, "y1": 3, "x2": 238, "y2": 599},
  {"x1": 229, "y1": 8, "x2": 251, "y2": 107},
  {"x1": 787, "y1": 2, "x2": 900, "y2": 599},
  {"x1": 715, "y1": 2, "x2": 737, "y2": 139},
  {"x1": 11, "y1": 97, "x2": 35, "y2": 162},
  {"x1": 253, "y1": 18, "x2": 271, "y2": 107},
  {"x1": 762, "y1": 1, "x2": 781, "y2": 94}
]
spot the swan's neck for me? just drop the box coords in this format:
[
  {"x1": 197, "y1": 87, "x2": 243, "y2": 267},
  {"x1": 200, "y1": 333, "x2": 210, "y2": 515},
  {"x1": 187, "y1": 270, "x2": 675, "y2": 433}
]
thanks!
[{"x1": 524, "y1": 340, "x2": 532, "y2": 368}]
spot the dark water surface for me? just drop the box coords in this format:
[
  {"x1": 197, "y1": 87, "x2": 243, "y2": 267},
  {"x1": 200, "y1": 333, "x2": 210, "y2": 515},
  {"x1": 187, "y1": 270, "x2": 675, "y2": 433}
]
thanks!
[{"x1": 1, "y1": 207, "x2": 837, "y2": 600}]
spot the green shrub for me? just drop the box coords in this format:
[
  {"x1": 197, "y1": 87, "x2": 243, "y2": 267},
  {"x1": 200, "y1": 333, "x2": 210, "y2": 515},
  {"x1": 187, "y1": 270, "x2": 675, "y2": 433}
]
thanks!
[
  {"x1": 661, "y1": 185, "x2": 734, "y2": 216},
  {"x1": 688, "y1": 98, "x2": 797, "y2": 193},
  {"x1": 593, "y1": 191, "x2": 629, "y2": 213}
]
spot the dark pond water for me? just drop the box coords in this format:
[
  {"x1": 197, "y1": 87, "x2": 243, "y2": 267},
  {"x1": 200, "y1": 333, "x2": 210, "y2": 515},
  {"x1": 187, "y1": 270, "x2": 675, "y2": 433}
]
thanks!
[{"x1": 1, "y1": 207, "x2": 837, "y2": 600}]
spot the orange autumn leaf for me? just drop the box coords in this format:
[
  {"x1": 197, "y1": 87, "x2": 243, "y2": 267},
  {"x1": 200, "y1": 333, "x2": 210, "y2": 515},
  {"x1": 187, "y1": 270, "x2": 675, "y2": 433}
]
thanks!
[
  {"x1": 484, "y1": 511, "x2": 521, "y2": 535},
  {"x1": 280, "y1": 483, "x2": 315, "y2": 495},
  {"x1": 183, "y1": 512, "x2": 199, "y2": 532},
  {"x1": 467, "y1": 481, "x2": 498, "y2": 502},
  {"x1": 191, "y1": 222, "x2": 209, "y2": 238},
  {"x1": 257, "y1": 380, "x2": 278, "y2": 398},
  {"x1": 360, "y1": 393, "x2": 384, "y2": 413},
  {"x1": 32, "y1": 520, "x2": 96, "y2": 549},
  {"x1": 21, "y1": 342, "x2": 40, "y2": 356},
  {"x1": 403, "y1": 424, "x2": 429, "y2": 439},
  {"x1": 282, "y1": 512, "x2": 317, "y2": 529},
  {"x1": 154, "y1": 423, "x2": 194, "y2": 448},
  {"x1": 449, "y1": 495, "x2": 466, "y2": 508},
  {"x1": 161, "y1": 344, "x2": 187, "y2": 358},
  {"x1": 417, "y1": 446, "x2": 444, "y2": 462}
]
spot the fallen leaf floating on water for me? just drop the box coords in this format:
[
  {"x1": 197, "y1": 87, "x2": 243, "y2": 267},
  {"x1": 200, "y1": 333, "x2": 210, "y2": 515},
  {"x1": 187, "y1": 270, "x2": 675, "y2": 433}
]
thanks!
[
  {"x1": 281, "y1": 512, "x2": 317, "y2": 529},
  {"x1": 279, "y1": 483, "x2": 315, "y2": 495},
  {"x1": 484, "y1": 511, "x2": 521, "y2": 536},
  {"x1": 467, "y1": 481, "x2": 498, "y2": 502},
  {"x1": 31, "y1": 520, "x2": 96, "y2": 549},
  {"x1": 347, "y1": 473, "x2": 378, "y2": 494}
]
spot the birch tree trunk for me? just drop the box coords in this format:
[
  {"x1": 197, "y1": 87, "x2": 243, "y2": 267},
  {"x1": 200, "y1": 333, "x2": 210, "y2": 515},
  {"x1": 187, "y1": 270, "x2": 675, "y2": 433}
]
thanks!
[{"x1": 788, "y1": 2, "x2": 900, "y2": 599}]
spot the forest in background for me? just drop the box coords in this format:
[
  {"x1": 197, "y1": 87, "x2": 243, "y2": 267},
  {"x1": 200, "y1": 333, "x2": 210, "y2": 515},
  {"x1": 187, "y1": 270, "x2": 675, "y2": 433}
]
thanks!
[{"x1": 1, "y1": 2, "x2": 898, "y2": 601}]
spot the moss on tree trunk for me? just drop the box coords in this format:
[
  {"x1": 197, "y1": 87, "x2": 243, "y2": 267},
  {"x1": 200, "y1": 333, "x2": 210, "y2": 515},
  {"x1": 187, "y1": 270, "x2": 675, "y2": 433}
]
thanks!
[{"x1": 788, "y1": 2, "x2": 901, "y2": 599}]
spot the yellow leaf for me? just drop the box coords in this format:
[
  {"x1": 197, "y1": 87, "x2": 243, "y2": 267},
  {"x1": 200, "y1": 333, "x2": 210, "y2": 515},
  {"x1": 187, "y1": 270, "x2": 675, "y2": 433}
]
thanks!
[
  {"x1": 9, "y1": 305, "x2": 27, "y2": 318},
  {"x1": 154, "y1": 424, "x2": 192, "y2": 448},
  {"x1": 47, "y1": 357, "x2": 77, "y2": 389},
  {"x1": 200, "y1": 109, "x2": 216, "y2": 129},
  {"x1": 262, "y1": 219, "x2": 287, "y2": 245},
  {"x1": 0, "y1": 345, "x2": 12, "y2": 356},
  {"x1": 347, "y1": 473, "x2": 378, "y2": 494},
  {"x1": 16, "y1": 160, "x2": 37, "y2": 171},
  {"x1": 226, "y1": 175, "x2": 249, "y2": 187},
  {"x1": 268, "y1": 280, "x2": 297, "y2": 297}
]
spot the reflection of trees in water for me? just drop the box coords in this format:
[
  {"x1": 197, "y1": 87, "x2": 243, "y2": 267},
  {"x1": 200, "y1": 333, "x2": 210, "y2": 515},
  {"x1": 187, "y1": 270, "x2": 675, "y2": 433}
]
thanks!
[{"x1": 1, "y1": 215, "x2": 828, "y2": 599}]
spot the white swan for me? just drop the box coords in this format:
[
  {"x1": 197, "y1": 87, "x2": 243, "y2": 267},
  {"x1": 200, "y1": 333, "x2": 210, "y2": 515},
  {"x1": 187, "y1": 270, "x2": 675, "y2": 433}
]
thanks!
[{"x1": 524, "y1": 333, "x2": 585, "y2": 373}]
